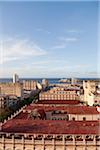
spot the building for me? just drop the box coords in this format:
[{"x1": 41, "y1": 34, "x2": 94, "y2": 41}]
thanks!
[
  {"x1": 13, "y1": 73, "x2": 19, "y2": 83},
  {"x1": 83, "y1": 80, "x2": 100, "y2": 106},
  {"x1": 0, "y1": 97, "x2": 100, "y2": 150},
  {"x1": 39, "y1": 87, "x2": 80, "y2": 100},
  {"x1": 21, "y1": 102, "x2": 100, "y2": 121},
  {"x1": 71, "y1": 78, "x2": 78, "y2": 85},
  {"x1": 0, "y1": 95, "x2": 9, "y2": 108},
  {"x1": 93, "y1": 92, "x2": 100, "y2": 106},
  {"x1": 42, "y1": 79, "x2": 48, "y2": 89},
  {"x1": 83, "y1": 80, "x2": 96, "y2": 105},
  {"x1": 0, "y1": 81, "x2": 100, "y2": 150},
  {"x1": 0, "y1": 82, "x2": 24, "y2": 99},
  {"x1": 0, "y1": 94, "x2": 20, "y2": 109},
  {"x1": 0, "y1": 119, "x2": 99, "y2": 150},
  {"x1": 22, "y1": 80, "x2": 37, "y2": 91}
]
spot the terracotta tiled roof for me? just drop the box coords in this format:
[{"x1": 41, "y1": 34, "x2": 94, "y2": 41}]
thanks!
[
  {"x1": 24, "y1": 105, "x2": 100, "y2": 114},
  {"x1": 37, "y1": 100, "x2": 80, "y2": 105},
  {"x1": 2, "y1": 120, "x2": 100, "y2": 135}
]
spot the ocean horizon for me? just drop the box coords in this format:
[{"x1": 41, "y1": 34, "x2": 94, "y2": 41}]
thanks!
[{"x1": 0, "y1": 78, "x2": 100, "y2": 84}]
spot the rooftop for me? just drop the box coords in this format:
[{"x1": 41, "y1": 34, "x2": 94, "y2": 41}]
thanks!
[
  {"x1": 37, "y1": 100, "x2": 80, "y2": 105},
  {"x1": 2, "y1": 120, "x2": 100, "y2": 135},
  {"x1": 23, "y1": 105, "x2": 100, "y2": 114}
]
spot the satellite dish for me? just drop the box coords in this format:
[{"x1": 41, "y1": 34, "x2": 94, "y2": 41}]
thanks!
[{"x1": 37, "y1": 82, "x2": 42, "y2": 90}]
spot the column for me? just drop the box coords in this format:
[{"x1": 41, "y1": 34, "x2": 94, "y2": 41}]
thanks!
[
  {"x1": 32, "y1": 136, "x2": 35, "y2": 150},
  {"x1": 22, "y1": 136, "x2": 25, "y2": 150},
  {"x1": 52, "y1": 135, "x2": 56, "y2": 150},
  {"x1": 2, "y1": 135, "x2": 5, "y2": 150},
  {"x1": 82, "y1": 135, "x2": 87, "y2": 150},
  {"x1": 42, "y1": 135, "x2": 45, "y2": 150},
  {"x1": 63, "y1": 135, "x2": 66, "y2": 150},
  {"x1": 72, "y1": 135, "x2": 76, "y2": 150},
  {"x1": 12, "y1": 135, "x2": 15, "y2": 150}
]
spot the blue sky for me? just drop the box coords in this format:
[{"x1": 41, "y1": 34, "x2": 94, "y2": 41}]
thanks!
[{"x1": 0, "y1": 1, "x2": 99, "y2": 78}]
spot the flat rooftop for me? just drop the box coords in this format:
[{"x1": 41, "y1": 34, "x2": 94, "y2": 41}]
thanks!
[{"x1": 2, "y1": 120, "x2": 100, "y2": 135}]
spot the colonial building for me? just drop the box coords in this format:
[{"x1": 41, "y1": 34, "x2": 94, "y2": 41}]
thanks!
[
  {"x1": 0, "y1": 81, "x2": 100, "y2": 150},
  {"x1": 0, "y1": 119, "x2": 99, "y2": 150},
  {"x1": 39, "y1": 87, "x2": 80, "y2": 100},
  {"x1": 20, "y1": 102, "x2": 100, "y2": 121}
]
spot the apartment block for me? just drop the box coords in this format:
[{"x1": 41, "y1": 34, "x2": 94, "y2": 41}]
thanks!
[
  {"x1": 0, "y1": 82, "x2": 24, "y2": 99},
  {"x1": 22, "y1": 80, "x2": 37, "y2": 91}
]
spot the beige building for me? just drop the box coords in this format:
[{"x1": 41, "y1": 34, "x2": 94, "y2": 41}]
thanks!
[
  {"x1": 0, "y1": 119, "x2": 99, "y2": 150},
  {"x1": 0, "y1": 100, "x2": 100, "y2": 150},
  {"x1": 22, "y1": 80, "x2": 37, "y2": 91},
  {"x1": 94, "y1": 93, "x2": 100, "y2": 105},
  {"x1": 0, "y1": 83, "x2": 23, "y2": 99},
  {"x1": 39, "y1": 87, "x2": 80, "y2": 100},
  {"x1": 83, "y1": 81, "x2": 96, "y2": 105}
]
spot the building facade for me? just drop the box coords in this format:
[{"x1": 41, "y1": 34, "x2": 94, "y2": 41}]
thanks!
[
  {"x1": 0, "y1": 83, "x2": 23, "y2": 99},
  {"x1": 13, "y1": 73, "x2": 19, "y2": 83},
  {"x1": 22, "y1": 80, "x2": 37, "y2": 91},
  {"x1": 0, "y1": 133, "x2": 99, "y2": 150},
  {"x1": 39, "y1": 87, "x2": 79, "y2": 100}
]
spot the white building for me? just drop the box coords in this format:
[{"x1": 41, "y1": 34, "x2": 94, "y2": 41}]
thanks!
[{"x1": 13, "y1": 73, "x2": 19, "y2": 83}]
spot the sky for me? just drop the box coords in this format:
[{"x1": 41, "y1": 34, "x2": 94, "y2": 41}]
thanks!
[{"x1": 0, "y1": 1, "x2": 99, "y2": 78}]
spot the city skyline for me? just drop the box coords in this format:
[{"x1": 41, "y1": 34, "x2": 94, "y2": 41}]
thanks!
[{"x1": 0, "y1": 1, "x2": 99, "y2": 78}]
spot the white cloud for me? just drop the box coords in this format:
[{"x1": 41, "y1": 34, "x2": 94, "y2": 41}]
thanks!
[
  {"x1": 0, "y1": 37, "x2": 47, "y2": 64},
  {"x1": 51, "y1": 36, "x2": 78, "y2": 49},
  {"x1": 51, "y1": 43, "x2": 66, "y2": 49},
  {"x1": 66, "y1": 29, "x2": 83, "y2": 34},
  {"x1": 36, "y1": 28, "x2": 51, "y2": 34},
  {"x1": 58, "y1": 37, "x2": 78, "y2": 42}
]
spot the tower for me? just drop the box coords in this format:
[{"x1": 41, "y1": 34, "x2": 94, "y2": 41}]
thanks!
[{"x1": 13, "y1": 73, "x2": 19, "y2": 83}]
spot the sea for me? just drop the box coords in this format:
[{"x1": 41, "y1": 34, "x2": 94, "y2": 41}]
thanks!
[{"x1": 0, "y1": 78, "x2": 99, "y2": 84}]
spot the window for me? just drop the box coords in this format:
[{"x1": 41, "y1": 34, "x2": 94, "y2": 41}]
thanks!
[
  {"x1": 83, "y1": 117, "x2": 86, "y2": 121},
  {"x1": 72, "y1": 117, "x2": 75, "y2": 121}
]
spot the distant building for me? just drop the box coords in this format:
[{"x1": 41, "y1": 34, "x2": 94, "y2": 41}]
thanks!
[
  {"x1": 0, "y1": 95, "x2": 9, "y2": 108},
  {"x1": 83, "y1": 80, "x2": 96, "y2": 105},
  {"x1": 0, "y1": 82, "x2": 24, "y2": 99},
  {"x1": 22, "y1": 80, "x2": 37, "y2": 91},
  {"x1": 13, "y1": 73, "x2": 19, "y2": 83},
  {"x1": 39, "y1": 87, "x2": 80, "y2": 100},
  {"x1": 71, "y1": 77, "x2": 77, "y2": 85},
  {"x1": 42, "y1": 79, "x2": 48, "y2": 89}
]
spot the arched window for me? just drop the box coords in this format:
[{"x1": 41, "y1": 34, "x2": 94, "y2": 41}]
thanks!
[
  {"x1": 72, "y1": 117, "x2": 75, "y2": 121},
  {"x1": 83, "y1": 117, "x2": 86, "y2": 121}
]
